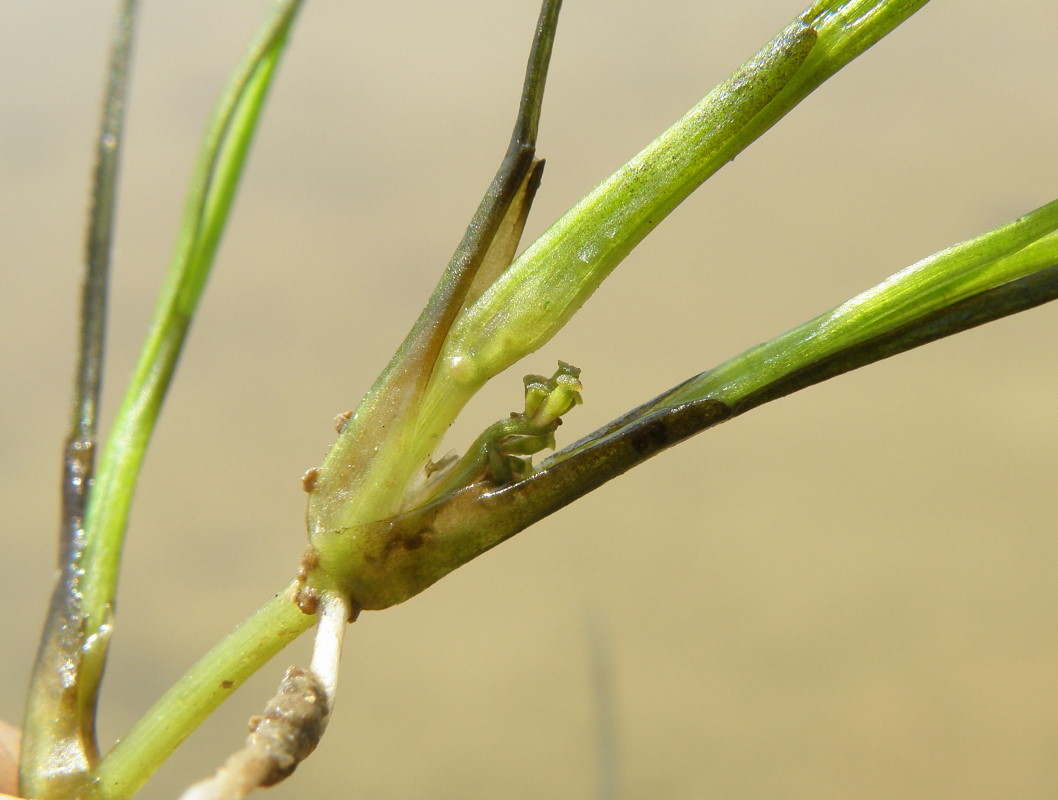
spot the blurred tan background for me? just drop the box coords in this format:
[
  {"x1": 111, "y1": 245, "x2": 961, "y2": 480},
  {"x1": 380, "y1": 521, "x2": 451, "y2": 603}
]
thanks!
[{"x1": 3, "y1": 1, "x2": 1058, "y2": 797}]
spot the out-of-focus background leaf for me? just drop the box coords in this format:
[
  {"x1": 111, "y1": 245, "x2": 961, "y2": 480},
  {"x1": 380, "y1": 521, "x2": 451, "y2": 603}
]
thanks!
[{"x1": 2, "y1": 1, "x2": 1056, "y2": 797}]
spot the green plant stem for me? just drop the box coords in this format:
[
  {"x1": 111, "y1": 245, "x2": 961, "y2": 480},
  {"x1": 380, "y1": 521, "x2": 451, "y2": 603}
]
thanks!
[
  {"x1": 306, "y1": 0, "x2": 932, "y2": 607},
  {"x1": 438, "y1": 0, "x2": 930, "y2": 391},
  {"x1": 407, "y1": 0, "x2": 931, "y2": 507},
  {"x1": 35, "y1": 1, "x2": 1048, "y2": 794},
  {"x1": 72, "y1": 0, "x2": 303, "y2": 754},
  {"x1": 307, "y1": 0, "x2": 562, "y2": 589},
  {"x1": 308, "y1": 13, "x2": 819, "y2": 592},
  {"x1": 390, "y1": 256, "x2": 1058, "y2": 574},
  {"x1": 539, "y1": 200, "x2": 1058, "y2": 471},
  {"x1": 20, "y1": 2, "x2": 138, "y2": 796},
  {"x1": 324, "y1": 201, "x2": 1058, "y2": 604},
  {"x1": 87, "y1": 586, "x2": 313, "y2": 800},
  {"x1": 435, "y1": 21, "x2": 817, "y2": 407},
  {"x1": 666, "y1": 203, "x2": 1058, "y2": 410}
]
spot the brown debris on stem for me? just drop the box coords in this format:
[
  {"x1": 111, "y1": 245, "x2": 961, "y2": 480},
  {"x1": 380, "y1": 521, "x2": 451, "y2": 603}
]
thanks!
[
  {"x1": 178, "y1": 668, "x2": 329, "y2": 800},
  {"x1": 179, "y1": 594, "x2": 348, "y2": 800}
]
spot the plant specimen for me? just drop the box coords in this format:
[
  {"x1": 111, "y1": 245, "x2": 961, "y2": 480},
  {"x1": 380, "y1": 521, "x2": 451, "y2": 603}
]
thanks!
[{"x1": 3, "y1": 1, "x2": 1056, "y2": 797}]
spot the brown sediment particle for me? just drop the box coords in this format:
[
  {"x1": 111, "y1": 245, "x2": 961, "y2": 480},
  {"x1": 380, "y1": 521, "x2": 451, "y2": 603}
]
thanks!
[
  {"x1": 295, "y1": 586, "x2": 319, "y2": 616},
  {"x1": 255, "y1": 667, "x2": 328, "y2": 785},
  {"x1": 221, "y1": 680, "x2": 234, "y2": 690},
  {"x1": 301, "y1": 467, "x2": 319, "y2": 493},
  {"x1": 425, "y1": 451, "x2": 458, "y2": 478},
  {"x1": 333, "y1": 410, "x2": 353, "y2": 433},
  {"x1": 296, "y1": 547, "x2": 319, "y2": 582},
  {"x1": 294, "y1": 549, "x2": 321, "y2": 615},
  {"x1": 183, "y1": 668, "x2": 330, "y2": 794}
]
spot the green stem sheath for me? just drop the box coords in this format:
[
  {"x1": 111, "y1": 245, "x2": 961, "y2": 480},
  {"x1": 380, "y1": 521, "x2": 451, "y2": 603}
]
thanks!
[
  {"x1": 20, "y1": 2, "x2": 139, "y2": 796},
  {"x1": 62, "y1": 1, "x2": 947, "y2": 795},
  {"x1": 88, "y1": 587, "x2": 313, "y2": 800},
  {"x1": 306, "y1": 0, "x2": 562, "y2": 546},
  {"x1": 414, "y1": 0, "x2": 933, "y2": 497},
  {"x1": 309, "y1": 18, "x2": 820, "y2": 570},
  {"x1": 75, "y1": 0, "x2": 303, "y2": 740},
  {"x1": 306, "y1": 0, "x2": 932, "y2": 605},
  {"x1": 666, "y1": 202, "x2": 1058, "y2": 410},
  {"x1": 438, "y1": 21, "x2": 819, "y2": 394},
  {"x1": 385, "y1": 219, "x2": 1058, "y2": 581}
]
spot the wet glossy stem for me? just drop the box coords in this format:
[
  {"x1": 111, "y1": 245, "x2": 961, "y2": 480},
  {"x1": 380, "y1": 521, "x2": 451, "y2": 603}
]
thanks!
[
  {"x1": 665, "y1": 207, "x2": 1058, "y2": 410},
  {"x1": 76, "y1": 0, "x2": 303, "y2": 690},
  {"x1": 306, "y1": 0, "x2": 562, "y2": 544},
  {"x1": 20, "y1": 2, "x2": 139, "y2": 796},
  {"x1": 88, "y1": 586, "x2": 313, "y2": 800},
  {"x1": 412, "y1": 259, "x2": 1058, "y2": 571},
  {"x1": 409, "y1": 206, "x2": 1058, "y2": 570},
  {"x1": 437, "y1": 0, "x2": 934, "y2": 394}
]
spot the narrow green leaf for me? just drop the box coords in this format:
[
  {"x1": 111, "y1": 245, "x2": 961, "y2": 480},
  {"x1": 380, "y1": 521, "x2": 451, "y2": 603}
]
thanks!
[
  {"x1": 24, "y1": 7, "x2": 306, "y2": 796},
  {"x1": 439, "y1": 21, "x2": 819, "y2": 389},
  {"x1": 414, "y1": 0, "x2": 931, "y2": 438},
  {"x1": 305, "y1": 0, "x2": 933, "y2": 605},
  {"x1": 87, "y1": 586, "x2": 313, "y2": 800},
  {"x1": 20, "y1": 2, "x2": 138, "y2": 796},
  {"x1": 306, "y1": 0, "x2": 562, "y2": 587},
  {"x1": 664, "y1": 199, "x2": 1058, "y2": 410},
  {"x1": 463, "y1": 159, "x2": 546, "y2": 310},
  {"x1": 327, "y1": 199, "x2": 1058, "y2": 607}
]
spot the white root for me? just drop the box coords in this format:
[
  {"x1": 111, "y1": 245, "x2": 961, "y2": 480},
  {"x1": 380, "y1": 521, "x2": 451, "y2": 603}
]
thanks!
[{"x1": 177, "y1": 593, "x2": 350, "y2": 800}]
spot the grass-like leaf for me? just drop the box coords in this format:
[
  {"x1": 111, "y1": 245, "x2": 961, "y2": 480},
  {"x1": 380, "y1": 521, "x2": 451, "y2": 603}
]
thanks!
[
  {"x1": 75, "y1": 0, "x2": 304, "y2": 671},
  {"x1": 383, "y1": 200, "x2": 1058, "y2": 565},
  {"x1": 19, "y1": 2, "x2": 139, "y2": 796},
  {"x1": 20, "y1": 2, "x2": 305, "y2": 798},
  {"x1": 305, "y1": 0, "x2": 562, "y2": 593},
  {"x1": 304, "y1": 0, "x2": 931, "y2": 611},
  {"x1": 50, "y1": 1, "x2": 1056, "y2": 796}
]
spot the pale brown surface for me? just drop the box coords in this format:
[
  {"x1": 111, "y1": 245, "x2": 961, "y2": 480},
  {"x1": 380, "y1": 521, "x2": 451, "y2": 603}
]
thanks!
[
  {"x1": 2, "y1": 2, "x2": 1057, "y2": 798},
  {"x1": 0, "y1": 720, "x2": 19, "y2": 797}
]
